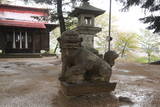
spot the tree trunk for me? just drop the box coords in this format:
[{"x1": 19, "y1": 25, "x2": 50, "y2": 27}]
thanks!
[
  {"x1": 147, "y1": 53, "x2": 151, "y2": 63},
  {"x1": 53, "y1": 43, "x2": 58, "y2": 54},
  {"x1": 56, "y1": 0, "x2": 66, "y2": 78},
  {"x1": 57, "y1": 0, "x2": 66, "y2": 34},
  {"x1": 121, "y1": 42, "x2": 127, "y2": 58},
  {"x1": 54, "y1": 0, "x2": 66, "y2": 55}
]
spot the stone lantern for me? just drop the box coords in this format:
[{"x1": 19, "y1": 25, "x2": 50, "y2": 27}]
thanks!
[{"x1": 70, "y1": 0, "x2": 105, "y2": 48}]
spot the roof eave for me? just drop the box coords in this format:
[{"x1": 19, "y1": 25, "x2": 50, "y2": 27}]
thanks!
[{"x1": 70, "y1": 9, "x2": 105, "y2": 17}]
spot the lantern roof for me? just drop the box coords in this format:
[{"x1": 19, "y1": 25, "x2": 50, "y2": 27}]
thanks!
[{"x1": 70, "y1": 1, "x2": 105, "y2": 17}]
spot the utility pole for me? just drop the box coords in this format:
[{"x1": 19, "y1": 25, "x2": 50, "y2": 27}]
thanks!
[{"x1": 108, "y1": 0, "x2": 112, "y2": 51}]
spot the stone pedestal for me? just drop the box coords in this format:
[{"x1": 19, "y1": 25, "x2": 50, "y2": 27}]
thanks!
[{"x1": 61, "y1": 82, "x2": 117, "y2": 96}]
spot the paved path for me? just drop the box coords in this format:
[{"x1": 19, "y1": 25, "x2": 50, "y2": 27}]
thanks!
[{"x1": 0, "y1": 58, "x2": 160, "y2": 107}]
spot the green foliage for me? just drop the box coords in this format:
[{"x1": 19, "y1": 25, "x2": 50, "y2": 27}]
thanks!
[
  {"x1": 94, "y1": 14, "x2": 140, "y2": 58},
  {"x1": 138, "y1": 29, "x2": 160, "y2": 63},
  {"x1": 150, "y1": 55, "x2": 160, "y2": 62},
  {"x1": 115, "y1": 32, "x2": 139, "y2": 57},
  {"x1": 114, "y1": 29, "x2": 160, "y2": 62},
  {"x1": 65, "y1": 17, "x2": 78, "y2": 30},
  {"x1": 135, "y1": 55, "x2": 160, "y2": 63},
  {"x1": 95, "y1": 13, "x2": 118, "y2": 54},
  {"x1": 134, "y1": 57, "x2": 148, "y2": 63},
  {"x1": 50, "y1": 27, "x2": 61, "y2": 54}
]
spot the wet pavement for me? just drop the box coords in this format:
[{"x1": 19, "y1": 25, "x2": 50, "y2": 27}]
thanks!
[
  {"x1": 0, "y1": 57, "x2": 61, "y2": 107},
  {"x1": 112, "y1": 61, "x2": 160, "y2": 107},
  {"x1": 0, "y1": 57, "x2": 160, "y2": 107}
]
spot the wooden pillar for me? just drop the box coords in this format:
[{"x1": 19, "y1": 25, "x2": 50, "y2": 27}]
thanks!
[
  {"x1": 32, "y1": 32, "x2": 35, "y2": 53},
  {"x1": 25, "y1": 32, "x2": 28, "y2": 49},
  {"x1": 13, "y1": 32, "x2": 16, "y2": 49},
  {"x1": 20, "y1": 32, "x2": 22, "y2": 49}
]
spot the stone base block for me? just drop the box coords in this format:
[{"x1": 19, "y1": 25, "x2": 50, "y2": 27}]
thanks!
[{"x1": 60, "y1": 81, "x2": 117, "y2": 96}]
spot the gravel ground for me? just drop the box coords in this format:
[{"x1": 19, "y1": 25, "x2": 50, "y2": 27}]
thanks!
[{"x1": 0, "y1": 57, "x2": 160, "y2": 107}]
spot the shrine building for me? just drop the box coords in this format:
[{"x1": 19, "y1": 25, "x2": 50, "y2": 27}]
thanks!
[{"x1": 0, "y1": 4, "x2": 57, "y2": 54}]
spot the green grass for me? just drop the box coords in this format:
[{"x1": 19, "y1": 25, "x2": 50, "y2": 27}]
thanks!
[
  {"x1": 135, "y1": 57, "x2": 148, "y2": 63},
  {"x1": 135, "y1": 56, "x2": 160, "y2": 63},
  {"x1": 151, "y1": 56, "x2": 160, "y2": 62}
]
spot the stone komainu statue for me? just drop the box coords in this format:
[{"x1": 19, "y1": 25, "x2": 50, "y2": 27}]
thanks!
[
  {"x1": 104, "y1": 51, "x2": 119, "y2": 67},
  {"x1": 58, "y1": 30, "x2": 117, "y2": 84}
]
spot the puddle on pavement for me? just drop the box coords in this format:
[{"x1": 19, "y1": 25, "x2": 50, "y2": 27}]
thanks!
[
  {"x1": 116, "y1": 92, "x2": 146, "y2": 102},
  {"x1": 0, "y1": 62, "x2": 20, "y2": 76},
  {"x1": 119, "y1": 69, "x2": 131, "y2": 73},
  {"x1": 26, "y1": 62, "x2": 54, "y2": 67},
  {"x1": 115, "y1": 75, "x2": 146, "y2": 82},
  {"x1": 0, "y1": 62, "x2": 18, "y2": 69},
  {"x1": 115, "y1": 86, "x2": 155, "y2": 107},
  {"x1": 13, "y1": 79, "x2": 31, "y2": 86},
  {"x1": 0, "y1": 69, "x2": 19, "y2": 75}
]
